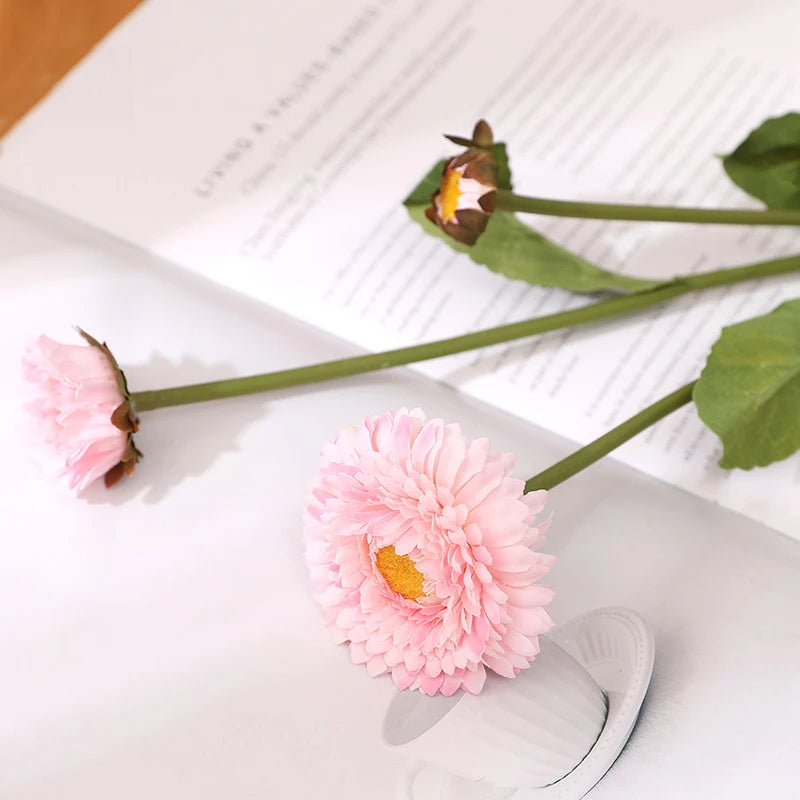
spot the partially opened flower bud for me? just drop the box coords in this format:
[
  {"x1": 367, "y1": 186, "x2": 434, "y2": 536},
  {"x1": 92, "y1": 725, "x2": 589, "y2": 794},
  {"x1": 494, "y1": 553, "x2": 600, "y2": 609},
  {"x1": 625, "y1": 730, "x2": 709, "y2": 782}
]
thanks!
[
  {"x1": 304, "y1": 408, "x2": 554, "y2": 697},
  {"x1": 426, "y1": 120, "x2": 498, "y2": 246},
  {"x1": 23, "y1": 329, "x2": 141, "y2": 493}
]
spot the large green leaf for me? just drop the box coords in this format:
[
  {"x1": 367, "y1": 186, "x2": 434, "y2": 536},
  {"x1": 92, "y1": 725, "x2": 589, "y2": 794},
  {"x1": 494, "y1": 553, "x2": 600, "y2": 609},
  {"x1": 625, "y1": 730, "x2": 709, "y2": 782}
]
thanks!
[
  {"x1": 694, "y1": 299, "x2": 800, "y2": 469},
  {"x1": 722, "y1": 113, "x2": 800, "y2": 209},
  {"x1": 405, "y1": 154, "x2": 657, "y2": 295}
]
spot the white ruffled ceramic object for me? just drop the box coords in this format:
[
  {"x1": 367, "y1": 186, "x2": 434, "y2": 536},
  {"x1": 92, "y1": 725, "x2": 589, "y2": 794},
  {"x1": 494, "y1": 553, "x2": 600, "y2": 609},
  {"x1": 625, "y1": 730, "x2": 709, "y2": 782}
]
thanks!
[
  {"x1": 385, "y1": 607, "x2": 655, "y2": 800},
  {"x1": 384, "y1": 639, "x2": 607, "y2": 788}
]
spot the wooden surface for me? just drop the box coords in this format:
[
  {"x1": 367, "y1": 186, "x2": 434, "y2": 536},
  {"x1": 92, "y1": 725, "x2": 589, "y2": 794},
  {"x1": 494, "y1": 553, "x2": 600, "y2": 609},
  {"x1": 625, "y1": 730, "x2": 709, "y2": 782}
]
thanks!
[{"x1": 0, "y1": 0, "x2": 144, "y2": 138}]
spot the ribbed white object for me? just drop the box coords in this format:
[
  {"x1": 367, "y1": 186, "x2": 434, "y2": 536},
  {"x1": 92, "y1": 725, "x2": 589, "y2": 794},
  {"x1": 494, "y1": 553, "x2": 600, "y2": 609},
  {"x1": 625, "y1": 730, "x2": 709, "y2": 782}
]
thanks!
[{"x1": 383, "y1": 639, "x2": 608, "y2": 788}]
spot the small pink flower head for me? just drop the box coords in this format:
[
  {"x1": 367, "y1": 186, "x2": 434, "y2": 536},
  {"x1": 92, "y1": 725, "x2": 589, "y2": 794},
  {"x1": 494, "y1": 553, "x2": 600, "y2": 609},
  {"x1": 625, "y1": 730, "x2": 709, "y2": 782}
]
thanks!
[
  {"x1": 426, "y1": 119, "x2": 498, "y2": 246},
  {"x1": 23, "y1": 329, "x2": 141, "y2": 493},
  {"x1": 304, "y1": 408, "x2": 554, "y2": 697}
]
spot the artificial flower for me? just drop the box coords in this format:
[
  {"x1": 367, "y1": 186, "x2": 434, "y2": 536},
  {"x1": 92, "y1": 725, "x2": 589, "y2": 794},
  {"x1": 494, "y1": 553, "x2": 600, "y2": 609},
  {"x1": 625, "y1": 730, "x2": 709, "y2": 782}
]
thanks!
[
  {"x1": 425, "y1": 119, "x2": 498, "y2": 245},
  {"x1": 23, "y1": 329, "x2": 140, "y2": 493},
  {"x1": 304, "y1": 408, "x2": 554, "y2": 696}
]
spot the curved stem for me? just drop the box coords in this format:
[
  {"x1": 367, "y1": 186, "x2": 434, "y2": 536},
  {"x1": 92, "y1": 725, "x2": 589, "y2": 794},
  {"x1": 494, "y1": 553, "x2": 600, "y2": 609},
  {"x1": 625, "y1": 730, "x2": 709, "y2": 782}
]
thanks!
[
  {"x1": 495, "y1": 190, "x2": 800, "y2": 226},
  {"x1": 525, "y1": 381, "x2": 696, "y2": 493},
  {"x1": 130, "y1": 254, "x2": 800, "y2": 412}
]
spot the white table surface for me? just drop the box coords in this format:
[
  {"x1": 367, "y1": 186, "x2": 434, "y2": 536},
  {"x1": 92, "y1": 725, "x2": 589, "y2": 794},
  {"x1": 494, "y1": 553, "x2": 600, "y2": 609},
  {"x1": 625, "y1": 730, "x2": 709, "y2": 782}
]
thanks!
[{"x1": 1, "y1": 188, "x2": 798, "y2": 800}]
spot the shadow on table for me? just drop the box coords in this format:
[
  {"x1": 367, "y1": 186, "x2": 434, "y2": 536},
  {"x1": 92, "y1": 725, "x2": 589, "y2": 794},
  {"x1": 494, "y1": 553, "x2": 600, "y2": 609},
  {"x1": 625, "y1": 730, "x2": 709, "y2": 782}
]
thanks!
[{"x1": 83, "y1": 352, "x2": 265, "y2": 506}]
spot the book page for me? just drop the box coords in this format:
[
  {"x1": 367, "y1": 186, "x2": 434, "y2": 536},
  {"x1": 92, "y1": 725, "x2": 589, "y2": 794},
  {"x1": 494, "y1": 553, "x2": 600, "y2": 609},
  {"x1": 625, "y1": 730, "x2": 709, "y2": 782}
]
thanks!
[{"x1": 1, "y1": 0, "x2": 799, "y2": 537}]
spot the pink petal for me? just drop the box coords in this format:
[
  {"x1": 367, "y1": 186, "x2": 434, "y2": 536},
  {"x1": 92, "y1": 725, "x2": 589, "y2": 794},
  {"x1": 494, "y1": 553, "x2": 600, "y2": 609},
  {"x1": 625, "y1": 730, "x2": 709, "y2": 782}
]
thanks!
[
  {"x1": 419, "y1": 673, "x2": 446, "y2": 696},
  {"x1": 439, "y1": 674, "x2": 464, "y2": 697},
  {"x1": 391, "y1": 664, "x2": 415, "y2": 691},
  {"x1": 460, "y1": 665, "x2": 487, "y2": 695},
  {"x1": 366, "y1": 655, "x2": 388, "y2": 677}
]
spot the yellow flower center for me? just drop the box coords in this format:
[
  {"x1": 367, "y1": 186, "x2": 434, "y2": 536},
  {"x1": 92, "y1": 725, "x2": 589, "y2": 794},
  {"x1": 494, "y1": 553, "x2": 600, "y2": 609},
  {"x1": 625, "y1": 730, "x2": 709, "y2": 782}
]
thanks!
[
  {"x1": 439, "y1": 168, "x2": 463, "y2": 223},
  {"x1": 376, "y1": 546, "x2": 425, "y2": 601}
]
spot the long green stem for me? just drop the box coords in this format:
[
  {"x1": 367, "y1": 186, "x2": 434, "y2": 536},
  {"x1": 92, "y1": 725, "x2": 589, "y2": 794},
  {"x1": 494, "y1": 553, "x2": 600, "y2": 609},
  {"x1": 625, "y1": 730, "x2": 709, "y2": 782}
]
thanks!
[
  {"x1": 495, "y1": 190, "x2": 800, "y2": 226},
  {"x1": 130, "y1": 254, "x2": 800, "y2": 412},
  {"x1": 525, "y1": 381, "x2": 696, "y2": 493}
]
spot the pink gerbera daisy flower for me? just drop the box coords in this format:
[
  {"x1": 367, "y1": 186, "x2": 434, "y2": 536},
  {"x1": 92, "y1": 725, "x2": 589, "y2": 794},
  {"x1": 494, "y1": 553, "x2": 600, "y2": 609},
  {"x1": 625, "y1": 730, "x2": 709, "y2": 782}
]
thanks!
[
  {"x1": 23, "y1": 329, "x2": 141, "y2": 493},
  {"x1": 304, "y1": 408, "x2": 555, "y2": 696}
]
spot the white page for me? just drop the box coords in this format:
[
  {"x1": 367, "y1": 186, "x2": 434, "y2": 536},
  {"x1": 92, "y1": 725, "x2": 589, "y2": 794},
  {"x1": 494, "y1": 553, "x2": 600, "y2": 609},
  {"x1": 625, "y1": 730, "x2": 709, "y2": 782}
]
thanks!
[{"x1": 1, "y1": 0, "x2": 799, "y2": 537}]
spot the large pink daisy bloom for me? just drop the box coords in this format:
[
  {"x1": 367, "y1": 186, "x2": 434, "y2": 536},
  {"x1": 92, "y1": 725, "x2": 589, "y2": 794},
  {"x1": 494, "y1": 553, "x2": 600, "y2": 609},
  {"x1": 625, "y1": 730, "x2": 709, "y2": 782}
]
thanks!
[{"x1": 304, "y1": 408, "x2": 555, "y2": 696}]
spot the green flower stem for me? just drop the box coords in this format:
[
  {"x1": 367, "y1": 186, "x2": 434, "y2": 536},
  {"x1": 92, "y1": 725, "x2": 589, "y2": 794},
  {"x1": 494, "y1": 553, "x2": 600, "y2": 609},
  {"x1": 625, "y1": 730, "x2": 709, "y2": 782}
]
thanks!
[
  {"x1": 525, "y1": 381, "x2": 696, "y2": 493},
  {"x1": 130, "y1": 254, "x2": 800, "y2": 413},
  {"x1": 495, "y1": 190, "x2": 800, "y2": 226}
]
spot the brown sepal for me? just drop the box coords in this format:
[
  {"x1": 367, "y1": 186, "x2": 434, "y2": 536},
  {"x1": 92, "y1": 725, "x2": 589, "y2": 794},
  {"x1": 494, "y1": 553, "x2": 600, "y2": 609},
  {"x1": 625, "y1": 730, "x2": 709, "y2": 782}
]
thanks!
[
  {"x1": 443, "y1": 133, "x2": 479, "y2": 148},
  {"x1": 443, "y1": 119, "x2": 494, "y2": 150},
  {"x1": 443, "y1": 220, "x2": 481, "y2": 246},
  {"x1": 110, "y1": 402, "x2": 139, "y2": 433},
  {"x1": 478, "y1": 190, "x2": 497, "y2": 214},
  {"x1": 102, "y1": 433, "x2": 142, "y2": 488},
  {"x1": 471, "y1": 119, "x2": 494, "y2": 148},
  {"x1": 455, "y1": 208, "x2": 490, "y2": 238},
  {"x1": 460, "y1": 150, "x2": 498, "y2": 188},
  {"x1": 104, "y1": 462, "x2": 126, "y2": 488}
]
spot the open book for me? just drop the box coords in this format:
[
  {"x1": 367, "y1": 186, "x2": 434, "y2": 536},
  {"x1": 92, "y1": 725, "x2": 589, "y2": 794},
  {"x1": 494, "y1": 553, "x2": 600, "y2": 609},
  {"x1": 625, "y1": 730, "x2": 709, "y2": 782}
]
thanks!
[{"x1": 1, "y1": 0, "x2": 799, "y2": 537}]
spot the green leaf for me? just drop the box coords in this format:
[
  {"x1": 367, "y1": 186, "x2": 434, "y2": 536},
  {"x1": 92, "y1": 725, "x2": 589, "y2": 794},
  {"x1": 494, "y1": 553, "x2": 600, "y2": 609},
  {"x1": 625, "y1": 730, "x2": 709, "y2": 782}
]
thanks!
[
  {"x1": 492, "y1": 143, "x2": 513, "y2": 193},
  {"x1": 694, "y1": 299, "x2": 800, "y2": 469},
  {"x1": 404, "y1": 150, "x2": 657, "y2": 295},
  {"x1": 722, "y1": 113, "x2": 800, "y2": 209}
]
